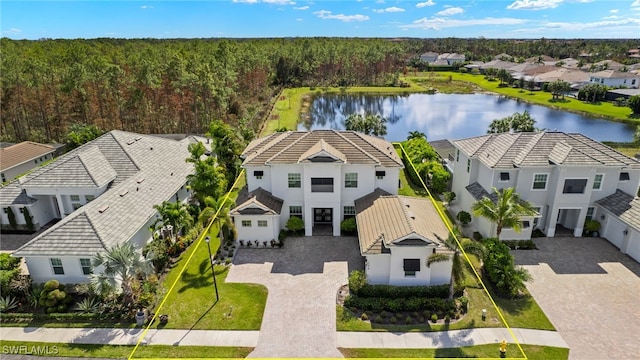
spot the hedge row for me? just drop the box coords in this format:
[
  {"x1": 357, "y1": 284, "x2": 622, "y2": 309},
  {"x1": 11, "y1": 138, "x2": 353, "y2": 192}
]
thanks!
[
  {"x1": 344, "y1": 296, "x2": 455, "y2": 313},
  {"x1": 355, "y1": 284, "x2": 449, "y2": 299}
]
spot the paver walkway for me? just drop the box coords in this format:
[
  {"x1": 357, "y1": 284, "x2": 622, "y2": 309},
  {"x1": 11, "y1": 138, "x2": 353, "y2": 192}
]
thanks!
[
  {"x1": 225, "y1": 236, "x2": 364, "y2": 358},
  {"x1": 513, "y1": 237, "x2": 640, "y2": 360}
]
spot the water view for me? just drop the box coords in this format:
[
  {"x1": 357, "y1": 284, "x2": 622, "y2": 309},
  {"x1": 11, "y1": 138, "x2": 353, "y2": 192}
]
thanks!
[{"x1": 299, "y1": 93, "x2": 634, "y2": 142}]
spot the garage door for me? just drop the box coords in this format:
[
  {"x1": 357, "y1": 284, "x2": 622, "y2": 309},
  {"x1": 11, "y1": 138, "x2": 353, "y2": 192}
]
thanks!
[
  {"x1": 602, "y1": 216, "x2": 625, "y2": 249},
  {"x1": 626, "y1": 231, "x2": 640, "y2": 263}
]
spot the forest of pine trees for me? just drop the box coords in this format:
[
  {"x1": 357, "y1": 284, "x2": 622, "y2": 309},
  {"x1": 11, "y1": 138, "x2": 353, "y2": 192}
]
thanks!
[{"x1": 1, "y1": 37, "x2": 638, "y2": 143}]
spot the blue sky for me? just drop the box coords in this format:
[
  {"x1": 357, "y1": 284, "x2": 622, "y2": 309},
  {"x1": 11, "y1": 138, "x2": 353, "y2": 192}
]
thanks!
[{"x1": 2, "y1": 1, "x2": 640, "y2": 39}]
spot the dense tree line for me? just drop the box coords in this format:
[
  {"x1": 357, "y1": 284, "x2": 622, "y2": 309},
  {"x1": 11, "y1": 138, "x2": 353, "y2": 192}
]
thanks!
[
  {"x1": 1, "y1": 37, "x2": 413, "y2": 142},
  {"x1": 3, "y1": 37, "x2": 638, "y2": 143}
]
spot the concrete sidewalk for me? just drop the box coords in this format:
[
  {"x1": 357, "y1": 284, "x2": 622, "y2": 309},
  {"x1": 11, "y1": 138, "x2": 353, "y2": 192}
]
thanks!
[{"x1": 0, "y1": 326, "x2": 567, "y2": 349}]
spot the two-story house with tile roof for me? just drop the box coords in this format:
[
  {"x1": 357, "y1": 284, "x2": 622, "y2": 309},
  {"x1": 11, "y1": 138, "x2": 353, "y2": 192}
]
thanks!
[
  {"x1": 1, "y1": 141, "x2": 56, "y2": 183},
  {"x1": 450, "y1": 131, "x2": 640, "y2": 262},
  {"x1": 8, "y1": 131, "x2": 195, "y2": 283},
  {"x1": 231, "y1": 130, "x2": 453, "y2": 286}
]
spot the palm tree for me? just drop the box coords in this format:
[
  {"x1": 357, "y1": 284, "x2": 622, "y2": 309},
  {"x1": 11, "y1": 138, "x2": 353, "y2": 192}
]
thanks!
[
  {"x1": 199, "y1": 195, "x2": 236, "y2": 245},
  {"x1": 471, "y1": 187, "x2": 537, "y2": 239},
  {"x1": 91, "y1": 242, "x2": 153, "y2": 306},
  {"x1": 407, "y1": 131, "x2": 426, "y2": 140},
  {"x1": 153, "y1": 201, "x2": 194, "y2": 242},
  {"x1": 427, "y1": 230, "x2": 485, "y2": 300}
]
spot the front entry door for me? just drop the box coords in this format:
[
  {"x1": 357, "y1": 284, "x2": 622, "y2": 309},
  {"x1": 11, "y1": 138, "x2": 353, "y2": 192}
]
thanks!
[{"x1": 314, "y1": 208, "x2": 332, "y2": 224}]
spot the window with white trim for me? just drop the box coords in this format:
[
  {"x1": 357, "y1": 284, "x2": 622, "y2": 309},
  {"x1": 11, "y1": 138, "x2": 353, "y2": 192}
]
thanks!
[
  {"x1": 257, "y1": 220, "x2": 268, "y2": 227},
  {"x1": 344, "y1": 206, "x2": 356, "y2": 219},
  {"x1": 80, "y1": 258, "x2": 92, "y2": 275},
  {"x1": 532, "y1": 174, "x2": 548, "y2": 190},
  {"x1": 345, "y1": 173, "x2": 358, "y2": 188},
  {"x1": 50, "y1": 258, "x2": 64, "y2": 275},
  {"x1": 403, "y1": 259, "x2": 420, "y2": 277},
  {"x1": 241, "y1": 220, "x2": 252, "y2": 227},
  {"x1": 289, "y1": 206, "x2": 302, "y2": 218},
  {"x1": 585, "y1": 207, "x2": 595, "y2": 221},
  {"x1": 593, "y1": 174, "x2": 604, "y2": 190},
  {"x1": 288, "y1": 173, "x2": 301, "y2": 188}
]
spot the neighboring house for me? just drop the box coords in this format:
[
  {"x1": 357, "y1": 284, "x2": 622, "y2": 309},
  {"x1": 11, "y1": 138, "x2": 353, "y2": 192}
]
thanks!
[
  {"x1": 591, "y1": 60, "x2": 625, "y2": 72},
  {"x1": 419, "y1": 52, "x2": 438, "y2": 63},
  {"x1": 605, "y1": 88, "x2": 640, "y2": 101},
  {"x1": 231, "y1": 130, "x2": 453, "y2": 286},
  {"x1": 450, "y1": 132, "x2": 640, "y2": 247},
  {"x1": 1, "y1": 141, "x2": 56, "y2": 183},
  {"x1": 437, "y1": 53, "x2": 466, "y2": 65},
  {"x1": 595, "y1": 191, "x2": 640, "y2": 262},
  {"x1": 531, "y1": 68, "x2": 590, "y2": 88},
  {"x1": 356, "y1": 189, "x2": 453, "y2": 286},
  {"x1": 589, "y1": 70, "x2": 639, "y2": 89},
  {"x1": 9, "y1": 131, "x2": 195, "y2": 283}
]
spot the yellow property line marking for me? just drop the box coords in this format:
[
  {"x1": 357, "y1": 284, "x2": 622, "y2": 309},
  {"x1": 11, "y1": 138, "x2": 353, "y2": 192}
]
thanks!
[
  {"x1": 128, "y1": 169, "x2": 246, "y2": 360},
  {"x1": 394, "y1": 142, "x2": 528, "y2": 360}
]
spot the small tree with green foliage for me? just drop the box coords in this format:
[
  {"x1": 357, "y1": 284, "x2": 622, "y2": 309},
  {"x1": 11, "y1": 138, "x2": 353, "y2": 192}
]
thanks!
[
  {"x1": 66, "y1": 124, "x2": 103, "y2": 150},
  {"x1": 345, "y1": 114, "x2": 387, "y2": 136},
  {"x1": 443, "y1": 191, "x2": 456, "y2": 205},
  {"x1": 340, "y1": 217, "x2": 357, "y2": 235},
  {"x1": 348, "y1": 270, "x2": 367, "y2": 295},
  {"x1": 6, "y1": 207, "x2": 17, "y2": 229},
  {"x1": 548, "y1": 80, "x2": 571, "y2": 100},
  {"x1": 23, "y1": 207, "x2": 34, "y2": 231},
  {"x1": 286, "y1": 216, "x2": 304, "y2": 234},
  {"x1": 629, "y1": 95, "x2": 640, "y2": 115},
  {"x1": 456, "y1": 211, "x2": 472, "y2": 226}
]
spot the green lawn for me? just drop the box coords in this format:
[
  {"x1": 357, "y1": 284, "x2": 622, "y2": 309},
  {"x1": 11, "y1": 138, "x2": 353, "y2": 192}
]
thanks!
[
  {"x1": 445, "y1": 72, "x2": 637, "y2": 123},
  {"x1": 339, "y1": 344, "x2": 569, "y2": 359},
  {"x1": 155, "y1": 178, "x2": 267, "y2": 331},
  {"x1": 0, "y1": 340, "x2": 252, "y2": 358}
]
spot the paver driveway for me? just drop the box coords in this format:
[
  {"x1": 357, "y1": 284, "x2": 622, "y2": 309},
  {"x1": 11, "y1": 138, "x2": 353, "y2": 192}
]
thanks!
[
  {"x1": 225, "y1": 236, "x2": 364, "y2": 358},
  {"x1": 513, "y1": 237, "x2": 640, "y2": 360}
]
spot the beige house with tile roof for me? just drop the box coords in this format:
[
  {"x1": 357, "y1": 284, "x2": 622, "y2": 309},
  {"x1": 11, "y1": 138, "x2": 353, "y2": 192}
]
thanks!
[
  {"x1": 8, "y1": 131, "x2": 196, "y2": 283},
  {"x1": 355, "y1": 189, "x2": 453, "y2": 285},
  {"x1": 451, "y1": 132, "x2": 640, "y2": 252},
  {"x1": 1, "y1": 141, "x2": 56, "y2": 183},
  {"x1": 232, "y1": 130, "x2": 453, "y2": 285}
]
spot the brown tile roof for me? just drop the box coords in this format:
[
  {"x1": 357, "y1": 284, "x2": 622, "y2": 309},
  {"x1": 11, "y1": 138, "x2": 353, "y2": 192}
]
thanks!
[
  {"x1": 242, "y1": 130, "x2": 402, "y2": 168},
  {"x1": 231, "y1": 187, "x2": 284, "y2": 215},
  {"x1": 355, "y1": 190, "x2": 449, "y2": 255},
  {"x1": 0, "y1": 141, "x2": 55, "y2": 171},
  {"x1": 596, "y1": 190, "x2": 640, "y2": 231},
  {"x1": 453, "y1": 131, "x2": 640, "y2": 169}
]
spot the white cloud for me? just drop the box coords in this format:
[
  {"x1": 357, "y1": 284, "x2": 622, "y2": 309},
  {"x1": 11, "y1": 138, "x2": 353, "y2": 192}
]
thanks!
[
  {"x1": 610, "y1": 9, "x2": 619, "y2": 14},
  {"x1": 313, "y1": 10, "x2": 369, "y2": 22},
  {"x1": 232, "y1": 0, "x2": 259, "y2": 3},
  {"x1": 507, "y1": 0, "x2": 563, "y2": 10},
  {"x1": 294, "y1": 6, "x2": 309, "y2": 10},
  {"x1": 263, "y1": 0, "x2": 296, "y2": 4},
  {"x1": 539, "y1": 17, "x2": 640, "y2": 31},
  {"x1": 140, "y1": 5, "x2": 153, "y2": 9},
  {"x1": 436, "y1": 6, "x2": 463, "y2": 16},
  {"x1": 373, "y1": 6, "x2": 405, "y2": 13},
  {"x1": 408, "y1": 17, "x2": 529, "y2": 30},
  {"x1": 296, "y1": 18, "x2": 303, "y2": 21},
  {"x1": 2, "y1": 28, "x2": 22, "y2": 34},
  {"x1": 633, "y1": 0, "x2": 640, "y2": 7},
  {"x1": 602, "y1": 15, "x2": 621, "y2": 20},
  {"x1": 416, "y1": 1, "x2": 436, "y2": 8}
]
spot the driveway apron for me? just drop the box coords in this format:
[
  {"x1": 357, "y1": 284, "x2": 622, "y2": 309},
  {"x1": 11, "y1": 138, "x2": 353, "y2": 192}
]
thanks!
[
  {"x1": 513, "y1": 237, "x2": 640, "y2": 360},
  {"x1": 226, "y1": 236, "x2": 364, "y2": 358}
]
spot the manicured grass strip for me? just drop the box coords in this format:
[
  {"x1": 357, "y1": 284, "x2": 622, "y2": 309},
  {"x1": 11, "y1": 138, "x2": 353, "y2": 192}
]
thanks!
[
  {"x1": 129, "y1": 171, "x2": 267, "y2": 360},
  {"x1": 445, "y1": 72, "x2": 636, "y2": 123},
  {"x1": 0, "y1": 340, "x2": 252, "y2": 358},
  {"x1": 339, "y1": 344, "x2": 569, "y2": 359}
]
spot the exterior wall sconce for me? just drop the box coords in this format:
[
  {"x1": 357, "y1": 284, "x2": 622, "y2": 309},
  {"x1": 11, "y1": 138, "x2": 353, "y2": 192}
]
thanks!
[
  {"x1": 623, "y1": 229, "x2": 628, "y2": 236},
  {"x1": 600, "y1": 214, "x2": 605, "y2": 220}
]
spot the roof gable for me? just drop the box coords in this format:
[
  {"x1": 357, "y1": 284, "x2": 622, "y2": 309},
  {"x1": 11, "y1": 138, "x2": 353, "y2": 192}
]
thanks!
[
  {"x1": 231, "y1": 187, "x2": 284, "y2": 215},
  {"x1": 298, "y1": 139, "x2": 346, "y2": 163}
]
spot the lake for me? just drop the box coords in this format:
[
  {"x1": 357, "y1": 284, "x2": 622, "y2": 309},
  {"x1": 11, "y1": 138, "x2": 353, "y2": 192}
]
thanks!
[{"x1": 298, "y1": 93, "x2": 634, "y2": 142}]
